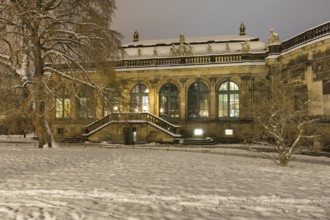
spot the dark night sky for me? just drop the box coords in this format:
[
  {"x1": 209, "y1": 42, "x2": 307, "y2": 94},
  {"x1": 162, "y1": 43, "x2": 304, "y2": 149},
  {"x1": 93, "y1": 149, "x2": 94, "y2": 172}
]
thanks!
[{"x1": 112, "y1": 0, "x2": 330, "y2": 43}]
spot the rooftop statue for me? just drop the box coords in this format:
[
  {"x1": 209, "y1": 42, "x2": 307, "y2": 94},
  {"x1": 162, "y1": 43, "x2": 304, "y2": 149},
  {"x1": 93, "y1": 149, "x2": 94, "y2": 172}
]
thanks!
[
  {"x1": 267, "y1": 28, "x2": 281, "y2": 46},
  {"x1": 153, "y1": 47, "x2": 158, "y2": 56},
  {"x1": 240, "y1": 22, "x2": 246, "y2": 36},
  {"x1": 241, "y1": 40, "x2": 250, "y2": 52},
  {"x1": 187, "y1": 43, "x2": 193, "y2": 56},
  {"x1": 207, "y1": 44, "x2": 212, "y2": 53},
  {"x1": 133, "y1": 30, "x2": 139, "y2": 42},
  {"x1": 180, "y1": 34, "x2": 185, "y2": 44},
  {"x1": 170, "y1": 44, "x2": 177, "y2": 56}
]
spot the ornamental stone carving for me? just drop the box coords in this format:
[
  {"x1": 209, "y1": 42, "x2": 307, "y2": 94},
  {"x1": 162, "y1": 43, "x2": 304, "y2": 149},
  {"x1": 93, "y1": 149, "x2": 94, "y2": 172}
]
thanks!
[
  {"x1": 153, "y1": 47, "x2": 158, "y2": 56},
  {"x1": 133, "y1": 30, "x2": 139, "y2": 42},
  {"x1": 207, "y1": 44, "x2": 212, "y2": 53},
  {"x1": 241, "y1": 40, "x2": 250, "y2": 53},
  {"x1": 170, "y1": 34, "x2": 194, "y2": 56},
  {"x1": 240, "y1": 22, "x2": 246, "y2": 36},
  {"x1": 267, "y1": 28, "x2": 281, "y2": 46}
]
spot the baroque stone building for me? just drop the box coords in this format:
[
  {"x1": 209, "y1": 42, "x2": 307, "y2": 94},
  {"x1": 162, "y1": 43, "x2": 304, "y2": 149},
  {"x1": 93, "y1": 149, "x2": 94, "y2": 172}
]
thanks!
[{"x1": 50, "y1": 22, "x2": 330, "y2": 148}]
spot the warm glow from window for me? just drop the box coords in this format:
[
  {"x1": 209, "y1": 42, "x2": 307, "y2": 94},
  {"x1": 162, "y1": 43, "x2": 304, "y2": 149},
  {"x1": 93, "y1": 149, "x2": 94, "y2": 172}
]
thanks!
[
  {"x1": 56, "y1": 98, "x2": 71, "y2": 118},
  {"x1": 142, "y1": 105, "x2": 148, "y2": 112}
]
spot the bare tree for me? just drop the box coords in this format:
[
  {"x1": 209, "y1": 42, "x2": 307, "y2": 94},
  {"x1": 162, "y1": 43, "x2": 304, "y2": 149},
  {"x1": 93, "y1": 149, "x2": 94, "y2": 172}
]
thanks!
[
  {"x1": 248, "y1": 74, "x2": 319, "y2": 166},
  {"x1": 0, "y1": 0, "x2": 121, "y2": 147}
]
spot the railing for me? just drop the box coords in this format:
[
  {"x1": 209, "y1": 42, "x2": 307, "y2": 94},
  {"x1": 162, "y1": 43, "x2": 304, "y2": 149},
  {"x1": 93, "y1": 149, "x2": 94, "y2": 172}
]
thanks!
[
  {"x1": 82, "y1": 115, "x2": 111, "y2": 134},
  {"x1": 82, "y1": 112, "x2": 181, "y2": 137},
  {"x1": 114, "y1": 53, "x2": 266, "y2": 69},
  {"x1": 51, "y1": 52, "x2": 267, "y2": 71},
  {"x1": 282, "y1": 21, "x2": 330, "y2": 51}
]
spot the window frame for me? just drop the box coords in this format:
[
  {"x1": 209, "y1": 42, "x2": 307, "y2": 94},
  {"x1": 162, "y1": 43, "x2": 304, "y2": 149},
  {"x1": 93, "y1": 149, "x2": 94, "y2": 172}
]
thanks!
[
  {"x1": 218, "y1": 81, "x2": 240, "y2": 118},
  {"x1": 130, "y1": 84, "x2": 150, "y2": 112},
  {"x1": 159, "y1": 83, "x2": 180, "y2": 118},
  {"x1": 187, "y1": 81, "x2": 210, "y2": 118},
  {"x1": 55, "y1": 97, "x2": 71, "y2": 119}
]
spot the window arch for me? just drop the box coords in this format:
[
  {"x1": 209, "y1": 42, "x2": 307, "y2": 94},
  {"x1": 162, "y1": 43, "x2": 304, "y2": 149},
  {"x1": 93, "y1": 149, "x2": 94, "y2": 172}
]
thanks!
[
  {"x1": 188, "y1": 82, "x2": 210, "y2": 118},
  {"x1": 159, "y1": 83, "x2": 180, "y2": 118},
  {"x1": 218, "y1": 81, "x2": 239, "y2": 118},
  {"x1": 131, "y1": 84, "x2": 149, "y2": 112}
]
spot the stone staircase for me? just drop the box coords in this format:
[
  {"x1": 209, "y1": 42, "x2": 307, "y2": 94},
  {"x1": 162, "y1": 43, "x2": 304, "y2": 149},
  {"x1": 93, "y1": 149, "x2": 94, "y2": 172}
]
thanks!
[{"x1": 81, "y1": 112, "x2": 182, "y2": 142}]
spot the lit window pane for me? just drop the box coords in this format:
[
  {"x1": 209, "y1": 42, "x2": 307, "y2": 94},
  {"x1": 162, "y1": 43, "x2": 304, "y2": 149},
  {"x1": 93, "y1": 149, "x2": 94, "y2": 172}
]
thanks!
[
  {"x1": 188, "y1": 82, "x2": 209, "y2": 118},
  {"x1": 63, "y1": 98, "x2": 71, "y2": 118},
  {"x1": 131, "y1": 84, "x2": 149, "y2": 112},
  {"x1": 218, "y1": 81, "x2": 239, "y2": 118},
  {"x1": 55, "y1": 98, "x2": 63, "y2": 118}
]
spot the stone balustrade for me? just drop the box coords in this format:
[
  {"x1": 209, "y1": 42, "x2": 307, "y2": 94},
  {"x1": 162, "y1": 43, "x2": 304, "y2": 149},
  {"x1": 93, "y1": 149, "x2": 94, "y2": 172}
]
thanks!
[
  {"x1": 114, "y1": 53, "x2": 264, "y2": 69},
  {"x1": 282, "y1": 21, "x2": 330, "y2": 51}
]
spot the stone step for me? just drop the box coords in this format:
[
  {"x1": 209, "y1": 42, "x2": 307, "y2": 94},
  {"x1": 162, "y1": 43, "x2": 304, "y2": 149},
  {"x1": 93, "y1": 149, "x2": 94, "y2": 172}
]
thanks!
[{"x1": 181, "y1": 137, "x2": 216, "y2": 145}]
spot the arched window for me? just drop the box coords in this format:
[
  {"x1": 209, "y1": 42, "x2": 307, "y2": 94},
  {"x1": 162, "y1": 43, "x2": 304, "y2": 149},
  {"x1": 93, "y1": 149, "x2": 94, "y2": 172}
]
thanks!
[
  {"x1": 159, "y1": 83, "x2": 180, "y2": 118},
  {"x1": 188, "y1": 82, "x2": 210, "y2": 118},
  {"x1": 218, "y1": 81, "x2": 239, "y2": 118},
  {"x1": 77, "y1": 86, "x2": 95, "y2": 119},
  {"x1": 131, "y1": 84, "x2": 149, "y2": 112}
]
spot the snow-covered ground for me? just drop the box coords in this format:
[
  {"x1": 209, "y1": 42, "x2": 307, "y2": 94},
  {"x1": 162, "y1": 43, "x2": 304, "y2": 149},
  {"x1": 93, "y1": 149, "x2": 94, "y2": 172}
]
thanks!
[{"x1": 0, "y1": 137, "x2": 330, "y2": 219}]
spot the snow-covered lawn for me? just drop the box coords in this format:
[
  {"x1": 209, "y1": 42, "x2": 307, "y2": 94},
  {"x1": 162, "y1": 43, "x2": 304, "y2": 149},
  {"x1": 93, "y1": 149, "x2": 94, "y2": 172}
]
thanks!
[{"x1": 0, "y1": 141, "x2": 329, "y2": 219}]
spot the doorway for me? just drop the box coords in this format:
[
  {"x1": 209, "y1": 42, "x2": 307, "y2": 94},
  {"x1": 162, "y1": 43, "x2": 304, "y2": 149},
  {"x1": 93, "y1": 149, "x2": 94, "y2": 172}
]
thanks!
[{"x1": 123, "y1": 127, "x2": 136, "y2": 145}]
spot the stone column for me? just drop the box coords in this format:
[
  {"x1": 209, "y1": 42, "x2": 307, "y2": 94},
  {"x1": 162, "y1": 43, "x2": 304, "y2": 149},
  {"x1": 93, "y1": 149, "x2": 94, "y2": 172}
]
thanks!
[
  {"x1": 209, "y1": 77, "x2": 217, "y2": 119},
  {"x1": 179, "y1": 78, "x2": 187, "y2": 119},
  {"x1": 306, "y1": 52, "x2": 323, "y2": 115}
]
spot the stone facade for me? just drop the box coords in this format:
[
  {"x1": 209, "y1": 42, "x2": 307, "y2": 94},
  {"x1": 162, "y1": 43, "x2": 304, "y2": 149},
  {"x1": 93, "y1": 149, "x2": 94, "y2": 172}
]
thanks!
[{"x1": 50, "y1": 22, "x2": 330, "y2": 148}]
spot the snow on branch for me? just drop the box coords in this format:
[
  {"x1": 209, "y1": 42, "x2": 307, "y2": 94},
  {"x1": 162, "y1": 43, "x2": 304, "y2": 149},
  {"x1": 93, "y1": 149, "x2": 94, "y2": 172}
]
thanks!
[{"x1": 44, "y1": 67, "x2": 106, "y2": 96}]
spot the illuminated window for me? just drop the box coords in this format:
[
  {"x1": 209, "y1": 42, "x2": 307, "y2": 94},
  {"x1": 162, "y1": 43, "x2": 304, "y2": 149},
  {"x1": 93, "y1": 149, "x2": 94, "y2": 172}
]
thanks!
[
  {"x1": 188, "y1": 82, "x2": 210, "y2": 118},
  {"x1": 131, "y1": 84, "x2": 149, "y2": 112},
  {"x1": 218, "y1": 81, "x2": 239, "y2": 118},
  {"x1": 55, "y1": 98, "x2": 71, "y2": 118},
  {"x1": 159, "y1": 83, "x2": 180, "y2": 118}
]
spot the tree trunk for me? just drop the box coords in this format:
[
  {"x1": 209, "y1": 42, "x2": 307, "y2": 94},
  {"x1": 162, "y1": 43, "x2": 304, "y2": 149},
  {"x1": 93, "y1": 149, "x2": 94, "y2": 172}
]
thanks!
[
  {"x1": 29, "y1": 76, "x2": 57, "y2": 148},
  {"x1": 33, "y1": 114, "x2": 56, "y2": 148}
]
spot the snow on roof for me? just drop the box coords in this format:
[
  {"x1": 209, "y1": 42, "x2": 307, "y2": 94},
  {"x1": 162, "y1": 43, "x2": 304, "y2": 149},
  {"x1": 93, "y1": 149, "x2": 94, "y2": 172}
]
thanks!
[
  {"x1": 123, "y1": 35, "x2": 259, "y2": 47},
  {"x1": 120, "y1": 33, "x2": 267, "y2": 59}
]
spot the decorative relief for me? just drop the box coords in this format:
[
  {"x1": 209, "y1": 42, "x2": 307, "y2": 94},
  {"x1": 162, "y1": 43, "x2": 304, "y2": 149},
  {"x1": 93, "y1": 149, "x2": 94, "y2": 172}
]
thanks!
[
  {"x1": 287, "y1": 54, "x2": 308, "y2": 66},
  {"x1": 314, "y1": 58, "x2": 330, "y2": 74},
  {"x1": 313, "y1": 58, "x2": 330, "y2": 81},
  {"x1": 209, "y1": 77, "x2": 217, "y2": 87},
  {"x1": 179, "y1": 78, "x2": 187, "y2": 88},
  {"x1": 170, "y1": 34, "x2": 193, "y2": 56},
  {"x1": 287, "y1": 66, "x2": 305, "y2": 80}
]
